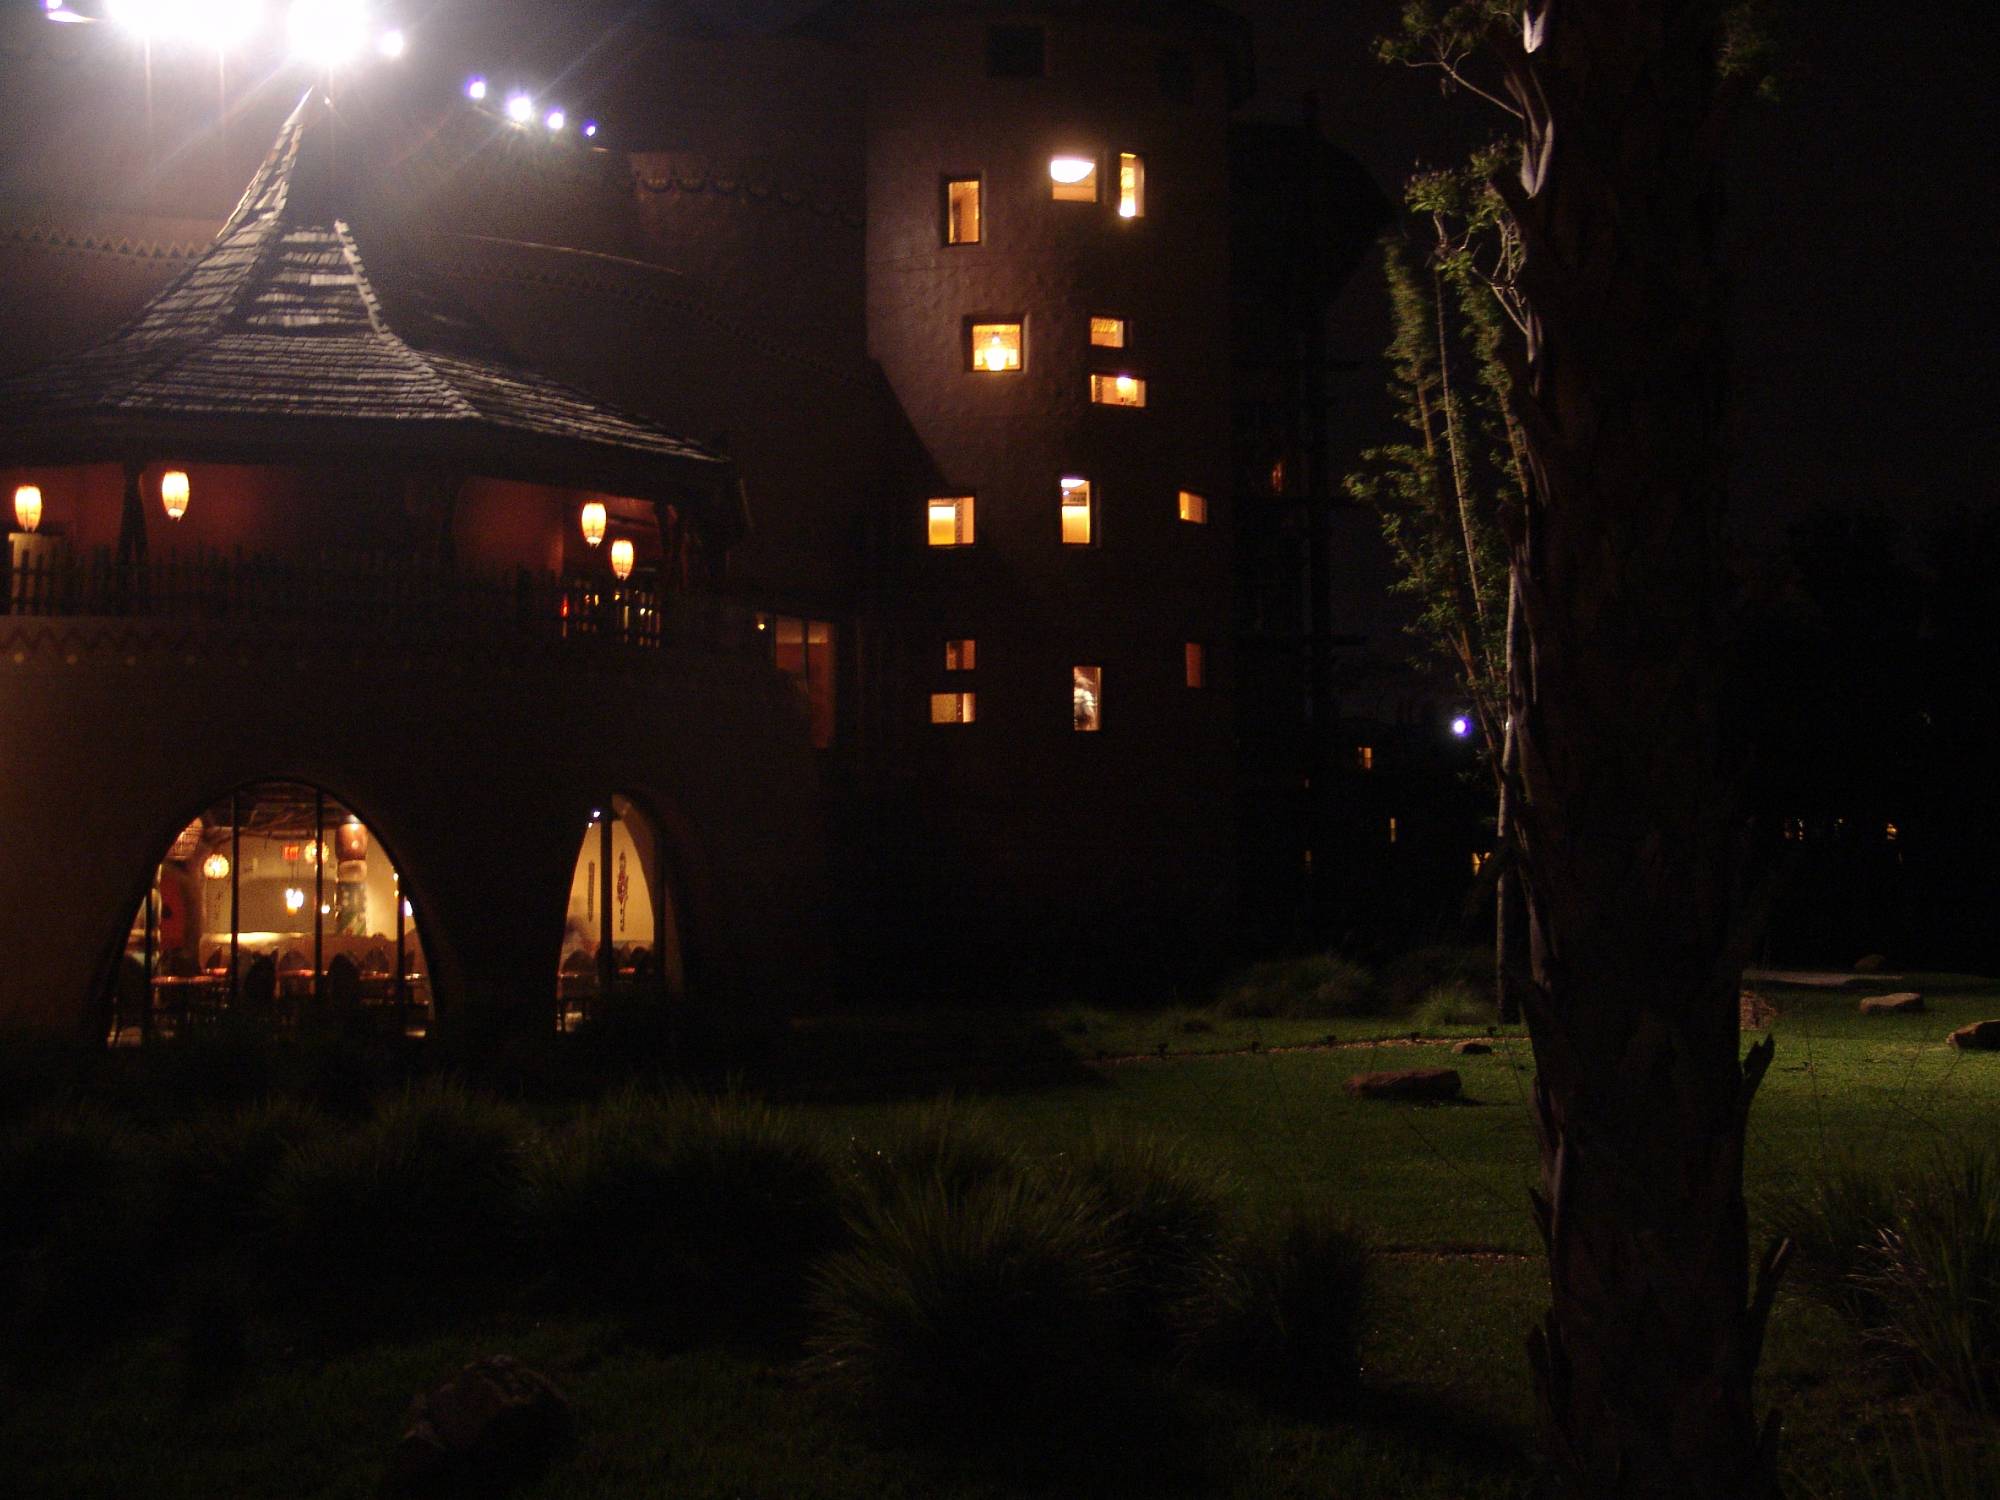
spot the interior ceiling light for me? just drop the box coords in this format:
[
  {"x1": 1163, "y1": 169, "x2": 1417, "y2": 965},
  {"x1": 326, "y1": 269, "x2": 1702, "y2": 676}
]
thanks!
[{"x1": 1049, "y1": 156, "x2": 1095, "y2": 184}]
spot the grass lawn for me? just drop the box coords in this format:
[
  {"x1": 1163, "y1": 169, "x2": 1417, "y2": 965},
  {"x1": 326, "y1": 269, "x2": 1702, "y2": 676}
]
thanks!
[{"x1": 4, "y1": 973, "x2": 1997, "y2": 1497}]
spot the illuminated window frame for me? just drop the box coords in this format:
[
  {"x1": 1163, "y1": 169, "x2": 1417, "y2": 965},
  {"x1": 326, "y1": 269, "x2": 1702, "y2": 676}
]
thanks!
[
  {"x1": 931, "y1": 691, "x2": 977, "y2": 725},
  {"x1": 1177, "y1": 489, "x2": 1207, "y2": 524},
  {"x1": 1090, "y1": 372, "x2": 1147, "y2": 407},
  {"x1": 944, "y1": 176, "x2": 982, "y2": 245},
  {"x1": 967, "y1": 318, "x2": 1024, "y2": 374},
  {"x1": 1089, "y1": 315, "x2": 1126, "y2": 349},
  {"x1": 945, "y1": 639, "x2": 977, "y2": 671},
  {"x1": 1184, "y1": 642, "x2": 1206, "y2": 688},
  {"x1": 1059, "y1": 475, "x2": 1095, "y2": 546},
  {"x1": 927, "y1": 495, "x2": 976, "y2": 548},
  {"x1": 1049, "y1": 154, "x2": 1099, "y2": 203},
  {"x1": 1072, "y1": 665, "x2": 1103, "y2": 732},
  {"x1": 1118, "y1": 152, "x2": 1145, "y2": 218}
]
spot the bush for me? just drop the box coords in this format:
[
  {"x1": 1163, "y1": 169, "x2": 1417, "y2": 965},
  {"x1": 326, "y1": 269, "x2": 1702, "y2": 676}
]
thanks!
[
  {"x1": 156, "y1": 1097, "x2": 333, "y2": 1263},
  {"x1": 523, "y1": 1088, "x2": 843, "y2": 1331},
  {"x1": 837, "y1": 1098, "x2": 1024, "y2": 1210},
  {"x1": 1378, "y1": 944, "x2": 1490, "y2": 1014},
  {"x1": 1767, "y1": 1158, "x2": 1903, "y2": 1323},
  {"x1": 807, "y1": 1172, "x2": 1125, "y2": 1438},
  {"x1": 262, "y1": 1081, "x2": 533, "y2": 1316},
  {"x1": 1182, "y1": 1204, "x2": 1371, "y2": 1413},
  {"x1": 1409, "y1": 981, "x2": 1494, "y2": 1030},
  {"x1": 0, "y1": 1105, "x2": 158, "y2": 1350},
  {"x1": 1214, "y1": 953, "x2": 1377, "y2": 1019}
]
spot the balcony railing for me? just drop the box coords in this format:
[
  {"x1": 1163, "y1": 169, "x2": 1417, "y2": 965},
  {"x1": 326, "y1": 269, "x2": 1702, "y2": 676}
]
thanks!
[{"x1": 2, "y1": 544, "x2": 755, "y2": 654}]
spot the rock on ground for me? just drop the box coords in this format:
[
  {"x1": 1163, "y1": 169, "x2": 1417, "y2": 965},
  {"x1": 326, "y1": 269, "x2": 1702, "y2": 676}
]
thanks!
[
  {"x1": 1344, "y1": 1068, "x2": 1462, "y2": 1102},
  {"x1": 1859, "y1": 992, "x2": 1926, "y2": 1014},
  {"x1": 1451, "y1": 1040, "x2": 1493, "y2": 1055},
  {"x1": 385, "y1": 1355, "x2": 574, "y2": 1498},
  {"x1": 1948, "y1": 1020, "x2": 2000, "y2": 1052}
]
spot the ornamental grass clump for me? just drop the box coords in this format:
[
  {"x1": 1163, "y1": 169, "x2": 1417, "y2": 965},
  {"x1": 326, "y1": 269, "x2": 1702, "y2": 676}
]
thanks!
[
  {"x1": 261, "y1": 1080, "x2": 533, "y2": 1317},
  {"x1": 1409, "y1": 981, "x2": 1493, "y2": 1031},
  {"x1": 837, "y1": 1097, "x2": 1024, "y2": 1210},
  {"x1": 522, "y1": 1087, "x2": 843, "y2": 1332},
  {"x1": 156, "y1": 1097, "x2": 333, "y2": 1263},
  {"x1": 1214, "y1": 952, "x2": 1377, "y2": 1019}
]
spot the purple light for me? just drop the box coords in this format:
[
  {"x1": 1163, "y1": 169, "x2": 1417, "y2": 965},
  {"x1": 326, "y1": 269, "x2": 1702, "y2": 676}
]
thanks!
[
  {"x1": 1450, "y1": 716, "x2": 1472, "y2": 739},
  {"x1": 582, "y1": 120, "x2": 599, "y2": 139}
]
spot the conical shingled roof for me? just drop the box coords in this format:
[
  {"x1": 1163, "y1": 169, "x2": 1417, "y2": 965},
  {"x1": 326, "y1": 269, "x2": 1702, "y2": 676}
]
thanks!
[{"x1": 0, "y1": 89, "x2": 728, "y2": 507}]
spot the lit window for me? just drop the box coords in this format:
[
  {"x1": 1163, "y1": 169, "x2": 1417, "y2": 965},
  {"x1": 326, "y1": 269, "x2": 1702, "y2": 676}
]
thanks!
[
  {"x1": 1050, "y1": 155, "x2": 1099, "y2": 202},
  {"x1": 987, "y1": 24, "x2": 1045, "y2": 78},
  {"x1": 1388, "y1": 816, "x2": 1399, "y2": 845},
  {"x1": 1184, "y1": 642, "x2": 1205, "y2": 688},
  {"x1": 1090, "y1": 373, "x2": 1146, "y2": 407},
  {"x1": 931, "y1": 691, "x2": 977, "y2": 724},
  {"x1": 1356, "y1": 746, "x2": 1373, "y2": 771},
  {"x1": 764, "y1": 614, "x2": 838, "y2": 748},
  {"x1": 928, "y1": 495, "x2": 975, "y2": 547},
  {"x1": 1072, "y1": 665, "x2": 1102, "y2": 731},
  {"x1": 1118, "y1": 152, "x2": 1144, "y2": 218},
  {"x1": 1177, "y1": 489, "x2": 1207, "y2": 524},
  {"x1": 1471, "y1": 851, "x2": 1490, "y2": 876},
  {"x1": 945, "y1": 178, "x2": 982, "y2": 244},
  {"x1": 945, "y1": 639, "x2": 977, "y2": 671},
  {"x1": 1059, "y1": 476, "x2": 1093, "y2": 545},
  {"x1": 1090, "y1": 316, "x2": 1126, "y2": 348},
  {"x1": 970, "y1": 321, "x2": 1022, "y2": 372},
  {"x1": 1884, "y1": 820, "x2": 1900, "y2": 843}
]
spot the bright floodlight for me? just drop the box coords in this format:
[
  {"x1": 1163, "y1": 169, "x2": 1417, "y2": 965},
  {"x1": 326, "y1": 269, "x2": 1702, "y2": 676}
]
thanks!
[
  {"x1": 505, "y1": 93, "x2": 535, "y2": 124},
  {"x1": 1451, "y1": 715, "x2": 1472, "y2": 738},
  {"x1": 1048, "y1": 156, "x2": 1095, "y2": 184},
  {"x1": 376, "y1": 28, "x2": 404, "y2": 59},
  {"x1": 109, "y1": 0, "x2": 266, "y2": 48},
  {"x1": 287, "y1": 0, "x2": 369, "y2": 67},
  {"x1": 545, "y1": 109, "x2": 565, "y2": 132},
  {"x1": 465, "y1": 76, "x2": 487, "y2": 100}
]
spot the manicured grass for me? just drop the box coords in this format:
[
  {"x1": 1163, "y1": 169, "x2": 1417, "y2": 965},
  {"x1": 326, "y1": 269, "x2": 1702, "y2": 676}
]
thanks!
[{"x1": 3, "y1": 972, "x2": 1997, "y2": 1498}]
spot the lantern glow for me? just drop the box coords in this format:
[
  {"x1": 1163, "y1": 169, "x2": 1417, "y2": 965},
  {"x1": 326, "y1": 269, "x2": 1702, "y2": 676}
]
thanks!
[
  {"x1": 12, "y1": 485, "x2": 43, "y2": 533},
  {"x1": 284, "y1": 886, "x2": 307, "y2": 913},
  {"x1": 609, "y1": 538, "x2": 635, "y2": 580},
  {"x1": 202, "y1": 853, "x2": 230, "y2": 881},
  {"x1": 160, "y1": 470, "x2": 190, "y2": 520},
  {"x1": 580, "y1": 502, "x2": 607, "y2": 547}
]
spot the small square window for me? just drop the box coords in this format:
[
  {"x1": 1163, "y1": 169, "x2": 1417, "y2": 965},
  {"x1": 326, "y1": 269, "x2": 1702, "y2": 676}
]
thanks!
[
  {"x1": 969, "y1": 321, "x2": 1022, "y2": 372},
  {"x1": 987, "y1": 24, "x2": 1045, "y2": 78},
  {"x1": 1184, "y1": 642, "x2": 1205, "y2": 688},
  {"x1": 1072, "y1": 665, "x2": 1102, "y2": 732},
  {"x1": 1356, "y1": 745, "x2": 1374, "y2": 771},
  {"x1": 1118, "y1": 153, "x2": 1145, "y2": 218},
  {"x1": 1089, "y1": 316, "x2": 1126, "y2": 349},
  {"x1": 945, "y1": 177, "x2": 982, "y2": 245},
  {"x1": 931, "y1": 691, "x2": 977, "y2": 724},
  {"x1": 945, "y1": 638, "x2": 977, "y2": 671},
  {"x1": 1049, "y1": 155, "x2": 1099, "y2": 202},
  {"x1": 928, "y1": 495, "x2": 974, "y2": 547},
  {"x1": 1059, "y1": 476, "x2": 1093, "y2": 545},
  {"x1": 1090, "y1": 373, "x2": 1147, "y2": 407},
  {"x1": 1177, "y1": 489, "x2": 1207, "y2": 524}
]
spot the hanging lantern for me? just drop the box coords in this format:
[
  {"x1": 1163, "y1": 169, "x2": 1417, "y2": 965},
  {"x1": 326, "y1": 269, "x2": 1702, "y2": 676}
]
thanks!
[
  {"x1": 580, "y1": 501, "x2": 607, "y2": 548},
  {"x1": 284, "y1": 887, "x2": 307, "y2": 914},
  {"x1": 334, "y1": 818, "x2": 369, "y2": 862},
  {"x1": 201, "y1": 853, "x2": 230, "y2": 881},
  {"x1": 12, "y1": 484, "x2": 42, "y2": 533},
  {"x1": 609, "y1": 538, "x2": 635, "y2": 580},
  {"x1": 160, "y1": 469, "x2": 190, "y2": 521}
]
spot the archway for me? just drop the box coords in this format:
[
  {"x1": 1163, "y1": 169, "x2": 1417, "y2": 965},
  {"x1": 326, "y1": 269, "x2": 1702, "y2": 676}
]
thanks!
[
  {"x1": 557, "y1": 793, "x2": 683, "y2": 1030},
  {"x1": 109, "y1": 783, "x2": 432, "y2": 1044}
]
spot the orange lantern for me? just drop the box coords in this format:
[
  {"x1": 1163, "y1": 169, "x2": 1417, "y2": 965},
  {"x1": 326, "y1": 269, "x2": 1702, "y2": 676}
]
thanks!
[
  {"x1": 160, "y1": 470, "x2": 190, "y2": 521},
  {"x1": 12, "y1": 484, "x2": 42, "y2": 533},
  {"x1": 609, "y1": 538, "x2": 635, "y2": 580},
  {"x1": 580, "y1": 501, "x2": 607, "y2": 548}
]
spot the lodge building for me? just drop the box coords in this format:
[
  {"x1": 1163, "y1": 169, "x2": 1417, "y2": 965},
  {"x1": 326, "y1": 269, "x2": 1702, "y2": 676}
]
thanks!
[{"x1": 0, "y1": 0, "x2": 1385, "y2": 1040}]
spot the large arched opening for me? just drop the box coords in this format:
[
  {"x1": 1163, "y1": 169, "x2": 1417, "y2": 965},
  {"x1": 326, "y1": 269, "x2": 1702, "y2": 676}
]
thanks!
[
  {"x1": 556, "y1": 793, "x2": 684, "y2": 1030},
  {"x1": 107, "y1": 782, "x2": 433, "y2": 1044}
]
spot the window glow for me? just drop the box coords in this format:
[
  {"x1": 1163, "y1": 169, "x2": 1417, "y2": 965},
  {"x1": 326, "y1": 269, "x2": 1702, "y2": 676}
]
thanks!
[
  {"x1": 764, "y1": 614, "x2": 838, "y2": 748},
  {"x1": 931, "y1": 691, "x2": 976, "y2": 725},
  {"x1": 1089, "y1": 316, "x2": 1125, "y2": 348},
  {"x1": 1177, "y1": 489, "x2": 1207, "y2": 524},
  {"x1": 1089, "y1": 373, "x2": 1146, "y2": 407},
  {"x1": 506, "y1": 93, "x2": 536, "y2": 125},
  {"x1": 946, "y1": 178, "x2": 982, "y2": 244},
  {"x1": 1059, "y1": 476, "x2": 1092, "y2": 545},
  {"x1": 945, "y1": 639, "x2": 976, "y2": 671},
  {"x1": 1357, "y1": 746, "x2": 1374, "y2": 771},
  {"x1": 928, "y1": 496, "x2": 974, "y2": 547},
  {"x1": 1185, "y1": 642, "x2": 1205, "y2": 688},
  {"x1": 287, "y1": 0, "x2": 370, "y2": 67},
  {"x1": 970, "y1": 322, "x2": 1021, "y2": 372},
  {"x1": 1072, "y1": 666, "x2": 1102, "y2": 732},
  {"x1": 12, "y1": 484, "x2": 42, "y2": 533},
  {"x1": 1050, "y1": 156, "x2": 1098, "y2": 201},
  {"x1": 1118, "y1": 152, "x2": 1144, "y2": 217}
]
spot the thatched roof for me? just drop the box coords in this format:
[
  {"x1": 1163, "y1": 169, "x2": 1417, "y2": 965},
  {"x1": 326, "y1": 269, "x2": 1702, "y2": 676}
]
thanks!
[{"x1": 0, "y1": 89, "x2": 730, "y2": 511}]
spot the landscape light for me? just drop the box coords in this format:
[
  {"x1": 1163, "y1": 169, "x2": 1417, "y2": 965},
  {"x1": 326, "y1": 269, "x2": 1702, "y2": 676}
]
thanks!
[
  {"x1": 1451, "y1": 715, "x2": 1472, "y2": 738},
  {"x1": 505, "y1": 93, "x2": 534, "y2": 124},
  {"x1": 545, "y1": 108, "x2": 565, "y2": 132},
  {"x1": 582, "y1": 120, "x2": 599, "y2": 139},
  {"x1": 286, "y1": 0, "x2": 368, "y2": 68},
  {"x1": 1049, "y1": 156, "x2": 1094, "y2": 184},
  {"x1": 107, "y1": 0, "x2": 267, "y2": 49},
  {"x1": 12, "y1": 485, "x2": 43, "y2": 533},
  {"x1": 465, "y1": 76, "x2": 487, "y2": 100}
]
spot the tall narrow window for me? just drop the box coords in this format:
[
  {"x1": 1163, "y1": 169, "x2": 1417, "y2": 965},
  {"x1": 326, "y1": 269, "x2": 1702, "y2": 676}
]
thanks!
[
  {"x1": 757, "y1": 614, "x2": 838, "y2": 748},
  {"x1": 969, "y1": 321, "x2": 1022, "y2": 372},
  {"x1": 1184, "y1": 642, "x2": 1205, "y2": 688},
  {"x1": 1059, "y1": 476, "x2": 1093, "y2": 545},
  {"x1": 945, "y1": 639, "x2": 977, "y2": 671},
  {"x1": 1118, "y1": 152, "x2": 1145, "y2": 218},
  {"x1": 945, "y1": 178, "x2": 982, "y2": 244},
  {"x1": 1090, "y1": 316, "x2": 1126, "y2": 348},
  {"x1": 1356, "y1": 745, "x2": 1374, "y2": 771},
  {"x1": 928, "y1": 495, "x2": 975, "y2": 547},
  {"x1": 1090, "y1": 373, "x2": 1147, "y2": 407},
  {"x1": 931, "y1": 691, "x2": 977, "y2": 724},
  {"x1": 1177, "y1": 489, "x2": 1207, "y2": 524},
  {"x1": 1072, "y1": 666, "x2": 1102, "y2": 731},
  {"x1": 1049, "y1": 155, "x2": 1098, "y2": 202}
]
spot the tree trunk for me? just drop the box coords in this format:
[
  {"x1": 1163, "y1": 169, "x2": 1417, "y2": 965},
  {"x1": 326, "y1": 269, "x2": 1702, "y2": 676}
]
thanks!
[{"x1": 1490, "y1": 5, "x2": 1787, "y2": 1494}]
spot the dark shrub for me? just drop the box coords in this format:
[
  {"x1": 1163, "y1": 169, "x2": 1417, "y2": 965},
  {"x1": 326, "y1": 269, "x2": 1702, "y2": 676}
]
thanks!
[
  {"x1": 262, "y1": 1081, "x2": 533, "y2": 1317},
  {"x1": 1409, "y1": 981, "x2": 1494, "y2": 1030},
  {"x1": 157, "y1": 1097, "x2": 333, "y2": 1262},
  {"x1": 838, "y1": 1098, "x2": 1023, "y2": 1210},
  {"x1": 1214, "y1": 953, "x2": 1376, "y2": 1019},
  {"x1": 1378, "y1": 944, "x2": 1490, "y2": 1014},
  {"x1": 522, "y1": 1088, "x2": 842, "y2": 1332},
  {"x1": 1183, "y1": 1205, "x2": 1371, "y2": 1413},
  {"x1": 1767, "y1": 1157, "x2": 1903, "y2": 1323},
  {"x1": 807, "y1": 1172, "x2": 1125, "y2": 1438},
  {"x1": 0, "y1": 1105, "x2": 158, "y2": 1350}
]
